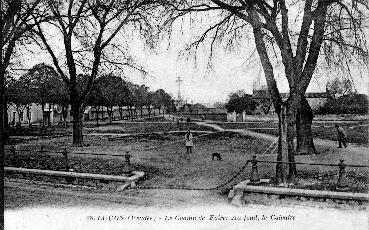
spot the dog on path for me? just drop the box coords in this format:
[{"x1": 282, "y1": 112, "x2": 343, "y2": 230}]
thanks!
[{"x1": 212, "y1": 152, "x2": 222, "y2": 161}]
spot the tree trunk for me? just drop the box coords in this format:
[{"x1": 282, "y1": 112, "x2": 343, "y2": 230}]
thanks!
[
  {"x1": 48, "y1": 103, "x2": 52, "y2": 126},
  {"x1": 17, "y1": 107, "x2": 23, "y2": 124},
  {"x1": 286, "y1": 99, "x2": 297, "y2": 182},
  {"x1": 108, "y1": 106, "x2": 113, "y2": 124},
  {"x1": 119, "y1": 106, "x2": 123, "y2": 120},
  {"x1": 62, "y1": 105, "x2": 68, "y2": 128},
  {"x1": 41, "y1": 103, "x2": 45, "y2": 129},
  {"x1": 148, "y1": 105, "x2": 151, "y2": 118},
  {"x1": 3, "y1": 96, "x2": 9, "y2": 144},
  {"x1": 101, "y1": 106, "x2": 104, "y2": 121},
  {"x1": 26, "y1": 106, "x2": 31, "y2": 128},
  {"x1": 0, "y1": 64, "x2": 5, "y2": 228},
  {"x1": 95, "y1": 106, "x2": 100, "y2": 126},
  {"x1": 71, "y1": 103, "x2": 83, "y2": 146},
  {"x1": 275, "y1": 100, "x2": 297, "y2": 185},
  {"x1": 296, "y1": 96, "x2": 317, "y2": 155},
  {"x1": 275, "y1": 105, "x2": 289, "y2": 185}
]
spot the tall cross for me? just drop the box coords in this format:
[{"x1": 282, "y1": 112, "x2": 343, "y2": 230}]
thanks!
[
  {"x1": 253, "y1": 69, "x2": 262, "y2": 92},
  {"x1": 176, "y1": 76, "x2": 183, "y2": 100}
]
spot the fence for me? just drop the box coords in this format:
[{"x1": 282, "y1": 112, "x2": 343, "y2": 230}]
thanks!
[
  {"x1": 246, "y1": 155, "x2": 369, "y2": 191},
  {"x1": 4, "y1": 145, "x2": 369, "y2": 192}
]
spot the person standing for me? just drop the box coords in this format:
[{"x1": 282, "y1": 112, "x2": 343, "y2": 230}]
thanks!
[
  {"x1": 335, "y1": 124, "x2": 347, "y2": 148},
  {"x1": 185, "y1": 129, "x2": 193, "y2": 154}
]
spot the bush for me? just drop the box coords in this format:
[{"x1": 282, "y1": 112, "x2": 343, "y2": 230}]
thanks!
[{"x1": 317, "y1": 94, "x2": 368, "y2": 114}]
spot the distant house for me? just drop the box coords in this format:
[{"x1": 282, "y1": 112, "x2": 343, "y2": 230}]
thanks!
[
  {"x1": 304, "y1": 92, "x2": 328, "y2": 111},
  {"x1": 227, "y1": 111, "x2": 247, "y2": 122},
  {"x1": 252, "y1": 89, "x2": 328, "y2": 115},
  {"x1": 175, "y1": 97, "x2": 185, "y2": 112},
  {"x1": 7, "y1": 103, "x2": 72, "y2": 126},
  {"x1": 85, "y1": 105, "x2": 160, "y2": 121}
]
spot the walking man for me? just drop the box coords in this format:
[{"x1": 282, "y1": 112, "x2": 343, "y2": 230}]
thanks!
[
  {"x1": 335, "y1": 124, "x2": 347, "y2": 148},
  {"x1": 185, "y1": 129, "x2": 193, "y2": 154}
]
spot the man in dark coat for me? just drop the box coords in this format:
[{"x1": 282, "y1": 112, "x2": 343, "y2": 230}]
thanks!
[{"x1": 335, "y1": 124, "x2": 347, "y2": 148}]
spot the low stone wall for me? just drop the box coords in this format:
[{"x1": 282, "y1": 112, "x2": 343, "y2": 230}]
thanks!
[
  {"x1": 5, "y1": 167, "x2": 144, "y2": 191},
  {"x1": 238, "y1": 114, "x2": 369, "y2": 122},
  {"x1": 229, "y1": 180, "x2": 369, "y2": 207},
  {"x1": 314, "y1": 114, "x2": 369, "y2": 121}
]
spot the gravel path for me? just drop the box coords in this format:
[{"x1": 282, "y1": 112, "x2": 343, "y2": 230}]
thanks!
[{"x1": 194, "y1": 121, "x2": 369, "y2": 166}]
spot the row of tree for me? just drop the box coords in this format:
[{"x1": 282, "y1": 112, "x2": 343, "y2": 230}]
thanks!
[
  {"x1": 320, "y1": 78, "x2": 368, "y2": 115},
  {"x1": 1, "y1": 0, "x2": 175, "y2": 146},
  {"x1": 5, "y1": 63, "x2": 67, "y2": 127},
  {"x1": 318, "y1": 94, "x2": 369, "y2": 115},
  {"x1": 225, "y1": 78, "x2": 369, "y2": 116},
  {"x1": 225, "y1": 90, "x2": 257, "y2": 114},
  {"x1": 5, "y1": 63, "x2": 175, "y2": 127},
  {"x1": 86, "y1": 74, "x2": 175, "y2": 124}
]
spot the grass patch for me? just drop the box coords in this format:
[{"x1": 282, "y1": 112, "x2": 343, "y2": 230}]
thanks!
[
  {"x1": 85, "y1": 122, "x2": 216, "y2": 134},
  {"x1": 218, "y1": 121, "x2": 368, "y2": 145},
  {"x1": 5, "y1": 126, "x2": 368, "y2": 194}
]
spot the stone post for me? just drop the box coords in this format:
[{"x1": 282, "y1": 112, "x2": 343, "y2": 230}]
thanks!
[
  {"x1": 122, "y1": 151, "x2": 133, "y2": 176},
  {"x1": 62, "y1": 148, "x2": 69, "y2": 171},
  {"x1": 11, "y1": 145, "x2": 17, "y2": 165},
  {"x1": 249, "y1": 155, "x2": 261, "y2": 185},
  {"x1": 40, "y1": 145, "x2": 45, "y2": 154},
  {"x1": 336, "y1": 159, "x2": 349, "y2": 191}
]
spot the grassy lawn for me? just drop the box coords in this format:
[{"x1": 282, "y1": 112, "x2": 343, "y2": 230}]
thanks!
[
  {"x1": 6, "y1": 132, "x2": 270, "y2": 191},
  {"x1": 217, "y1": 121, "x2": 368, "y2": 145},
  {"x1": 85, "y1": 122, "x2": 216, "y2": 134},
  {"x1": 5, "y1": 129, "x2": 368, "y2": 193}
]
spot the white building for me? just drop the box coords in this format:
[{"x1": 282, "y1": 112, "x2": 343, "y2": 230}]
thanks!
[{"x1": 7, "y1": 103, "x2": 72, "y2": 126}]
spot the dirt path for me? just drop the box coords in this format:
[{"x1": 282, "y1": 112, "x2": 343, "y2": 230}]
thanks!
[
  {"x1": 5, "y1": 180, "x2": 226, "y2": 209},
  {"x1": 194, "y1": 121, "x2": 369, "y2": 165},
  {"x1": 5, "y1": 180, "x2": 368, "y2": 230}
]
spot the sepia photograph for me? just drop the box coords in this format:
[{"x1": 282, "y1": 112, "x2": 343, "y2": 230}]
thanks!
[{"x1": 1, "y1": 0, "x2": 368, "y2": 229}]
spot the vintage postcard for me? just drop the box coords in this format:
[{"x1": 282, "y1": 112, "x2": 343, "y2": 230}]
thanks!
[{"x1": 1, "y1": 1, "x2": 368, "y2": 229}]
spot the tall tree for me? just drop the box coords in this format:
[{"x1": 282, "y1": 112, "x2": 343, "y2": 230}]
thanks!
[
  {"x1": 146, "y1": 90, "x2": 154, "y2": 118},
  {"x1": 153, "y1": 89, "x2": 173, "y2": 114},
  {"x1": 326, "y1": 77, "x2": 356, "y2": 99},
  {"x1": 127, "y1": 82, "x2": 140, "y2": 120},
  {"x1": 225, "y1": 92, "x2": 257, "y2": 114},
  {"x1": 85, "y1": 77, "x2": 104, "y2": 126},
  {"x1": 134, "y1": 84, "x2": 149, "y2": 117},
  {"x1": 26, "y1": 63, "x2": 66, "y2": 127},
  {"x1": 6, "y1": 75, "x2": 35, "y2": 125},
  {"x1": 1, "y1": 2, "x2": 49, "y2": 217},
  {"x1": 31, "y1": 0, "x2": 163, "y2": 145},
  {"x1": 95, "y1": 74, "x2": 124, "y2": 124},
  {"x1": 166, "y1": 0, "x2": 369, "y2": 183},
  {"x1": 213, "y1": 102, "x2": 225, "y2": 110},
  {"x1": 117, "y1": 79, "x2": 133, "y2": 120}
]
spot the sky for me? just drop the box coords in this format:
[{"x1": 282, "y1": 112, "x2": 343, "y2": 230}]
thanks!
[
  {"x1": 124, "y1": 29, "x2": 369, "y2": 104},
  {"x1": 15, "y1": 38, "x2": 369, "y2": 105},
  {"x1": 100, "y1": 9, "x2": 369, "y2": 105},
  {"x1": 12, "y1": 5, "x2": 369, "y2": 105}
]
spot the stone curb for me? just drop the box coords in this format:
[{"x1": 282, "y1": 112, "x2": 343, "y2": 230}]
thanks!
[
  {"x1": 5, "y1": 167, "x2": 144, "y2": 190},
  {"x1": 229, "y1": 180, "x2": 369, "y2": 205},
  {"x1": 233, "y1": 185, "x2": 369, "y2": 201}
]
